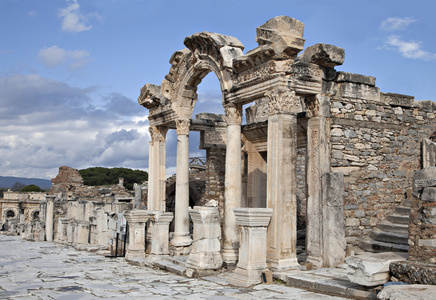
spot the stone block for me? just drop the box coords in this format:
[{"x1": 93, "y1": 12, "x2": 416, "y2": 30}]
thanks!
[
  {"x1": 336, "y1": 72, "x2": 376, "y2": 86},
  {"x1": 255, "y1": 15, "x2": 305, "y2": 56},
  {"x1": 390, "y1": 261, "x2": 436, "y2": 285},
  {"x1": 339, "y1": 82, "x2": 380, "y2": 101},
  {"x1": 421, "y1": 187, "x2": 436, "y2": 202},
  {"x1": 302, "y1": 43, "x2": 345, "y2": 67},
  {"x1": 413, "y1": 167, "x2": 436, "y2": 194},
  {"x1": 346, "y1": 252, "x2": 408, "y2": 287}
]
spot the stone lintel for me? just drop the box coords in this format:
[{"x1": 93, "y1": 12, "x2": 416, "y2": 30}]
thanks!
[
  {"x1": 338, "y1": 82, "x2": 380, "y2": 102},
  {"x1": 381, "y1": 92, "x2": 414, "y2": 107},
  {"x1": 336, "y1": 72, "x2": 376, "y2": 86}
]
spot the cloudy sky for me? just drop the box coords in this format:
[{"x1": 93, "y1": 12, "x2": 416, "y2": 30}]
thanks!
[{"x1": 1, "y1": 0, "x2": 435, "y2": 180}]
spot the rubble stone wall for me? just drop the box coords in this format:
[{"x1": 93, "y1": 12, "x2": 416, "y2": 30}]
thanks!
[{"x1": 329, "y1": 95, "x2": 436, "y2": 246}]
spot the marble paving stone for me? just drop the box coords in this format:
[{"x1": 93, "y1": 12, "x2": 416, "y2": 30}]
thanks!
[{"x1": 0, "y1": 235, "x2": 349, "y2": 299}]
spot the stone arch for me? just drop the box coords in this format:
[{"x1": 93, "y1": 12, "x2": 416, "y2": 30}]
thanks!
[
  {"x1": 5, "y1": 209, "x2": 16, "y2": 219},
  {"x1": 31, "y1": 210, "x2": 40, "y2": 221},
  {"x1": 165, "y1": 32, "x2": 244, "y2": 119}
]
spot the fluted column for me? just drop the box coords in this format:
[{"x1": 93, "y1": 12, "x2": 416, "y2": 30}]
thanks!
[
  {"x1": 45, "y1": 195, "x2": 55, "y2": 242},
  {"x1": 265, "y1": 87, "x2": 300, "y2": 271},
  {"x1": 222, "y1": 103, "x2": 242, "y2": 265},
  {"x1": 170, "y1": 119, "x2": 192, "y2": 255},
  {"x1": 148, "y1": 126, "x2": 168, "y2": 211}
]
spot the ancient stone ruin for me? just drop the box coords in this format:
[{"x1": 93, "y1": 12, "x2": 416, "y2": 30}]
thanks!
[{"x1": 2, "y1": 15, "x2": 436, "y2": 294}]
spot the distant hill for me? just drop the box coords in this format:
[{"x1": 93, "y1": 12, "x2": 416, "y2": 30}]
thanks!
[{"x1": 0, "y1": 176, "x2": 52, "y2": 189}]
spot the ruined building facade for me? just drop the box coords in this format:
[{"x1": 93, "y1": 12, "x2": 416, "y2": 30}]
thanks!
[{"x1": 139, "y1": 15, "x2": 436, "y2": 269}]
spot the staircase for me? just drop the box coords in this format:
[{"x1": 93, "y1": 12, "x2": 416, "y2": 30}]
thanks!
[{"x1": 360, "y1": 205, "x2": 410, "y2": 253}]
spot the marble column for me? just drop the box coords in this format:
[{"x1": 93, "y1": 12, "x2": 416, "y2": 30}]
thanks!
[
  {"x1": 170, "y1": 119, "x2": 192, "y2": 255},
  {"x1": 147, "y1": 211, "x2": 173, "y2": 255},
  {"x1": 231, "y1": 208, "x2": 272, "y2": 287},
  {"x1": 148, "y1": 126, "x2": 168, "y2": 211},
  {"x1": 222, "y1": 103, "x2": 243, "y2": 266},
  {"x1": 45, "y1": 195, "x2": 55, "y2": 242},
  {"x1": 124, "y1": 210, "x2": 149, "y2": 259},
  {"x1": 265, "y1": 87, "x2": 300, "y2": 271},
  {"x1": 187, "y1": 205, "x2": 223, "y2": 273}
]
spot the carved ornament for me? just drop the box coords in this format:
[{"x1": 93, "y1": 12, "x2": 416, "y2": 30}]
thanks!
[
  {"x1": 176, "y1": 119, "x2": 190, "y2": 135},
  {"x1": 224, "y1": 103, "x2": 242, "y2": 125},
  {"x1": 149, "y1": 126, "x2": 168, "y2": 142},
  {"x1": 266, "y1": 87, "x2": 302, "y2": 115}
]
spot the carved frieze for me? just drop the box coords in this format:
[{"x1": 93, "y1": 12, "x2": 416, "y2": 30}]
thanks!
[
  {"x1": 225, "y1": 103, "x2": 242, "y2": 125},
  {"x1": 176, "y1": 119, "x2": 190, "y2": 135},
  {"x1": 265, "y1": 88, "x2": 303, "y2": 115}
]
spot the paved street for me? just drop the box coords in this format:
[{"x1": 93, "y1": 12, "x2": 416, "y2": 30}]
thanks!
[{"x1": 0, "y1": 235, "x2": 347, "y2": 299}]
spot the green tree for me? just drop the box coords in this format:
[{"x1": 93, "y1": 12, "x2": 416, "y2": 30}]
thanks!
[
  {"x1": 79, "y1": 167, "x2": 148, "y2": 190},
  {"x1": 21, "y1": 184, "x2": 44, "y2": 192}
]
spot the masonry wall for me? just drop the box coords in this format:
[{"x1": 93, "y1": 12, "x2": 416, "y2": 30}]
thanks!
[{"x1": 329, "y1": 96, "x2": 436, "y2": 246}]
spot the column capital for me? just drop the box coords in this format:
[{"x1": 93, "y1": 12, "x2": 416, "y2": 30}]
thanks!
[
  {"x1": 149, "y1": 126, "x2": 168, "y2": 142},
  {"x1": 224, "y1": 103, "x2": 242, "y2": 125},
  {"x1": 176, "y1": 119, "x2": 190, "y2": 135},
  {"x1": 265, "y1": 87, "x2": 302, "y2": 115}
]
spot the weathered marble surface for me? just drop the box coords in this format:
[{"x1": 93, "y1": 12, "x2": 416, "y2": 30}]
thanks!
[
  {"x1": 346, "y1": 252, "x2": 408, "y2": 287},
  {"x1": 0, "y1": 235, "x2": 345, "y2": 299}
]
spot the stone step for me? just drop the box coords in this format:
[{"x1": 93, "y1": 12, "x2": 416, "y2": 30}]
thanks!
[
  {"x1": 386, "y1": 214, "x2": 409, "y2": 225},
  {"x1": 154, "y1": 259, "x2": 187, "y2": 276},
  {"x1": 395, "y1": 206, "x2": 411, "y2": 216},
  {"x1": 377, "y1": 221, "x2": 409, "y2": 234},
  {"x1": 360, "y1": 239, "x2": 409, "y2": 253},
  {"x1": 369, "y1": 229, "x2": 408, "y2": 245}
]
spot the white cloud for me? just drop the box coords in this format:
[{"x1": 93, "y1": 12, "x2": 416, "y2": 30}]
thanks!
[
  {"x1": 383, "y1": 35, "x2": 436, "y2": 60},
  {"x1": 38, "y1": 46, "x2": 90, "y2": 70},
  {"x1": 28, "y1": 11, "x2": 38, "y2": 17},
  {"x1": 380, "y1": 17, "x2": 417, "y2": 31},
  {"x1": 0, "y1": 74, "x2": 150, "y2": 179},
  {"x1": 59, "y1": 0, "x2": 95, "y2": 33}
]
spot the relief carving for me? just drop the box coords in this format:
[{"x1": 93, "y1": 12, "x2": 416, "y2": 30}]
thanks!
[
  {"x1": 224, "y1": 103, "x2": 242, "y2": 125},
  {"x1": 266, "y1": 87, "x2": 302, "y2": 115}
]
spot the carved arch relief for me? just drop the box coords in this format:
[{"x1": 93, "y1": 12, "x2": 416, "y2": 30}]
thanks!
[{"x1": 160, "y1": 32, "x2": 244, "y2": 120}]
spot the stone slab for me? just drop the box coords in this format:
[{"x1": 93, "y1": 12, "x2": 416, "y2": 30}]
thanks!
[
  {"x1": 346, "y1": 252, "x2": 408, "y2": 287},
  {"x1": 378, "y1": 284, "x2": 436, "y2": 300}
]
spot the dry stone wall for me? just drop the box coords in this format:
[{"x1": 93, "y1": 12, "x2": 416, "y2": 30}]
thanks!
[{"x1": 330, "y1": 90, "x2": 436, "y2": 246}]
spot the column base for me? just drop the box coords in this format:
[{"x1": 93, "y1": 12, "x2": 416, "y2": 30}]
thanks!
[
  {"x1": 170, "y1": 233, "x2": 192, "y2": 255},
  {"x1": 268, "y1": 258, "x2": 300, "y2": 271},
  {"x1": 125, "y1": 250, "x2": 146, "y2": 260},
  {"x1": 231, "y1": 266, "x2": 267, "y2": 287},
  {"x1": 222, "y1": 246, "x2": 239, "y2": 267},
  {"x1": 187, "y1": 252, "x2": 223, "y2": 270}
]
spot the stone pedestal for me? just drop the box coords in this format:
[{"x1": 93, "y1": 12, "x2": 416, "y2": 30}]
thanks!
[
  {"x1": 171, "y1": 119, "x2": 193, "y2": 255},
  {"x1": 147, "y1": 211, "x2": 173, "y2": 255},
  {"x1": 45, "y1": 195, "x2": 55, "y2": 242},
  {"x1": 231, "y1": 208, "x2": 272, "y2": 287},
  {"x1": 124, "y1": 210, "x2": 149, "y2": 259},
  {"x1": 187, "y1": 206, "x2": 223, "y2": 274}
]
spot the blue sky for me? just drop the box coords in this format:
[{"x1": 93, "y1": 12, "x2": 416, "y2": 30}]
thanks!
[{"x1": 1, "y1": 0, "x2": 435, "y2": 180}]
